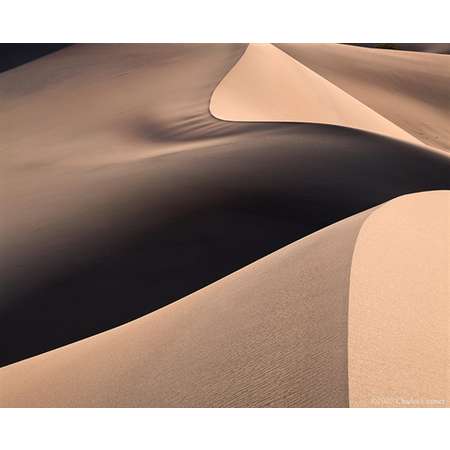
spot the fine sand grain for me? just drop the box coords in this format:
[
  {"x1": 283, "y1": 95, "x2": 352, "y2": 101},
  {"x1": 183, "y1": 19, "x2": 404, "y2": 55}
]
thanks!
[{"x1": 348, "y1": 191, "x2": 449, "y2": 407}]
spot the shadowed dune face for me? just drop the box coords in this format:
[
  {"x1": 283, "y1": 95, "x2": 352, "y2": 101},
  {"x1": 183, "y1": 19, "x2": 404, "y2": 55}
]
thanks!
[
  {"x1": 0, "y1": 209, "x2": 371, "y2": 407},
  {"x1": 276, "y1": 44, "x2": 450, "y2": 152},
  {"x1": 1, "y1": 191, "x2": 448, "y2": 407},
  {"x1": 0, "y1": 44, "x2": 71, "y2": 74},
  {"x1": 1, "y1": 44, "x2": 450, "y2": 368},
  {"x1": 347, "y1": 43, "x2": 450, "y2": 54},
  {"x1": 1, "y1": 127, "x2": 449, "y2": 367},
  {"x1": 0, "y1": 43, "x2": 449, "y2": 408}
]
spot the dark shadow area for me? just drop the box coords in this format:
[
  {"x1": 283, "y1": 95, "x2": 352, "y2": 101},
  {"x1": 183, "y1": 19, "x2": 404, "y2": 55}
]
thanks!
[
  {"x1": 1, "y1": 124, "x2": 449, "y2": 367},
  {"x1": 345, "y1": 43, "x2": 450, "y2": 54},
  {"x1": 0, "y1": 44, "x2": 71, "y2": 73}
]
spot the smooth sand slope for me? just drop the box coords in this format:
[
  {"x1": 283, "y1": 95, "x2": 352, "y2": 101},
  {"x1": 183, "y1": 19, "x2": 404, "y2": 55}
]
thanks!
[
  {"x1": 211, "y1": 44, "x2": 420, "y2": 146},
  {"x1": 348, "y1": 190, "x2": 449, "y2": 407},
  {"x1": 1, "y1": 192, "x2": 447, "y2": 407},
  {"x1": 276, "y1": 44, "x2": 450, "y2": 151},
  {"x1": 1, "y1": 44, "x2": 449, "y2": 368},
  {"x1": 0, "y1": 208, "x2": 371, "y2": 407}
]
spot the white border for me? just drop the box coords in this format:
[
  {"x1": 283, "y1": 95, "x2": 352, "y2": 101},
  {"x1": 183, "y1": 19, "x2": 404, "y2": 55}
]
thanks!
[
  {"x1": 1, "y1": 2, "x2": 449, "y2": 449},
  {"x1": 2, "y1": 408, "x2": 449, "y2": 449},
  {"x1": 1, "y1": 0, "x2": 449, "y2": 42}
]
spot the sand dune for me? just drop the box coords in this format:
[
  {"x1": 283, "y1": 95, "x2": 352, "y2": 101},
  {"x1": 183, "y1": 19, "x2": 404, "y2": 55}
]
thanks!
[
  {"x1": 0, "y1": 207, "x2": 372, "y2": 407},
  {"x1": 0, "y1": 44, "x2": 449, "y2": 408},
  {"x1": 276, "y1": 44, "x2": 450, "y2": 151},
  {"x1": 211, "y1": 44, "x2": 420, "y2": 145},
  {"x1": 348, "y1": 190, "x2": 449, "y2": 408},
  {"x1": 1, "y1": 192, "x2": 447, "y2": 407},
  {"x1": 1, "y1": 44, "x2": 449, "y2": 368}
]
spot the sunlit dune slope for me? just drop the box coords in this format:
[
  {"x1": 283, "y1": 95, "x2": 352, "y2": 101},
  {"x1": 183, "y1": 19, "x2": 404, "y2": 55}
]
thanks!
[
  {"x1": 1, "y1": 191, "x2": 447, "y2": 407},
  {"x1": 0, "y1": 44, "x2": 449, "y2": 368},
  {"x1": 0, "y1": 208, "x2": 371, "y2": 407},
  {"x1": 348, "y1": 190, "x2": 449, "y2": 407},
  {"x1": 276, "y1": 43, "x2": 450, "y2": 151},
  {"x1": 210, "y1": 44, "x2": 419, "y2": 146}
]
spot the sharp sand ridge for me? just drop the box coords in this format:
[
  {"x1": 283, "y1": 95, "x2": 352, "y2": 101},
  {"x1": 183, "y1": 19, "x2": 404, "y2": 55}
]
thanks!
[{"x1": 210, "y1": 43, "x2": 421, "y2": 146}]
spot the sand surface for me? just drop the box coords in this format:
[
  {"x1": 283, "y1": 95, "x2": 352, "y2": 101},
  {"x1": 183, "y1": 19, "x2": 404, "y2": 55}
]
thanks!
[
  {"x1": 348, "y1": 191, "x2": 449, "y2": 408},
  {"x1": 277, "y1": 44, "x2": 450, "y2": 151},
  {"x1": 348, "y1": 43, "x2": 450, "y2": 54},
  {"x1": 0, "y1": 44, "x2": 449, "y2": 407},
  {"x1": 2, "y1": 191, "x2": 448, "y2": 407},
  {"x1": 211, "y1": 44, "x2": 420, "y2": 145},
  {"x1": 0, "y1": 209, "x2": 370, "y2": 407},
  {"x1": 2, "y1": 44, "x2": 448, "y2": 367}
]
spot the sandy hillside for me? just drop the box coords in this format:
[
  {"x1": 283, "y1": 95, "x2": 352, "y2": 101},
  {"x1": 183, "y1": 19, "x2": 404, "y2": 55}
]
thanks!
[
  {"x1": 277, "y1": 44, "x2": 450, "y2": 151},
  {"x1": 1, "y1": 192, "x2": 447, "y2": 407},
  {"x1": 348, "y1": 190, "x2": 449, "y2": 408},
  {"x1": 0, "y1": 44, "x2": 449, "y2": 407},
  {"x1": 1, "y1": 44, "x2": 449, "y2": 368},
  {"x1": 0, "y1": 208, "x2": 371, "y2": 407},
  {"x1": 211, "y1": 44, "x2": 420, "y2": 145}
]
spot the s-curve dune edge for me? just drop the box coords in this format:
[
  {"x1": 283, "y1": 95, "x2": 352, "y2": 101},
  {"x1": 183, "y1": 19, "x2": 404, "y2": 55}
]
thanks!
[
  {"x1": 0, "y1": 45, "x2": 449, "y2": 408},
  {"x1": 0, "y1": 209, "x2": 372, "y2": 407},
  {"x1": 210, "y1": 44, "x2": 420, "y2": 146},
  {"x1": 2, "y1": 44, "x2": 449, "y2": 368},
  {"x1": 348, "y1": 190, "x2": 449, "y2": 408},
  {"x1": 1, "y1": 192, "x2": 447, "y2": 407}
]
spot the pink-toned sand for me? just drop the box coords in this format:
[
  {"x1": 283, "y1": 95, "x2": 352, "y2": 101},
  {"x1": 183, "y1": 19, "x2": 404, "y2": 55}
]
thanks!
[
  {"x1": 276, "y1": 44, "x2": 450, "y2": 151},
  {"x1": 210, "y1": 44, "x2": 420, "y2": 146},
  {"x1": 0, "y1": 44, "x2": 448, "y2": 407},
  {"x1": 348, "y1": 191, "x2": 449, "y2": 408}
]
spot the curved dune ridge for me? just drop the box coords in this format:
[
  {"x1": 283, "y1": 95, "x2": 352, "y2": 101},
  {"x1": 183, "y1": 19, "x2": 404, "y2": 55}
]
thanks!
[
  {"x1": 0, "y1": 208, "x2": 371, "y2": 407},
  {"x1": 0, "y1": 192, "x2": 448, "y2": 407},
  {"x1": 210, "y1": 44, "x2": 420, "y2": 146},
  {"x1": 348, "y1": 190, "x2": 449, "y2": 408},
  {"x1": 0, "y1": 44, "x2": 449, "y2": 407},
  {"x1": 1, "y1": 43, "x2": 448, "y2": 368}
]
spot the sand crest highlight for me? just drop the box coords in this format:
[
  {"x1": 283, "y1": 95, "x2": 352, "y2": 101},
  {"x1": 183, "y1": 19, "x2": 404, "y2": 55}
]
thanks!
[
  {"x1": 276, "y1": 43, "x2": 450, "y2": 152},
  {"x1": 0, "y1": 209, "x2": 371, "y2": 407},
  {"x1": 210, "y1": 44, "x2": 420, "y2": 146},
  {"x1": 348, "y1": 191, "x2": 449, "y2": 408},
  {"x1": 1, "y1": 44, "x2": 449, "y2": 407}
]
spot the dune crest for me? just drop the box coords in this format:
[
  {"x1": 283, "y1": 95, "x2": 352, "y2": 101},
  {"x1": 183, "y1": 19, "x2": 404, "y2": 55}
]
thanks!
[
  {"x1": 210, "y1": 44, "x2": 420, "y2": 146},
  {"x1": 0, "y1": 190, "x2": 448, "y2": 407},
  {"x1": 0, "y1": 208, "x2": 371, "y2": 407},
  {"x1": 3, "y1": 44, "x2": 448, "y2": 368}
]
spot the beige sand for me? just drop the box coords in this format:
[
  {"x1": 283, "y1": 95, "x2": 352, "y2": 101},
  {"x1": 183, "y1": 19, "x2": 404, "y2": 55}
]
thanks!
[
  {"x1": 348, "y1": 191, "x2": 449, "y2": 407},
  {"x1": 2, "y1": 190, "x2": 448, "y2": 407},
  {"x1": 210, "y1": 44, "x2": 420, "y2": 146},
  {"x1": 2, "y1": 44, "x2": 448, "y2": 368},
  {"x1": 277, "y1": 44, "x2": 450, "y2": 151},
  {"x1": 1, "y1": 41, "x2": 449, "y2": 404},
  {"x1": 0, "y1": 209, "x2": 371, "y2": 407}
]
